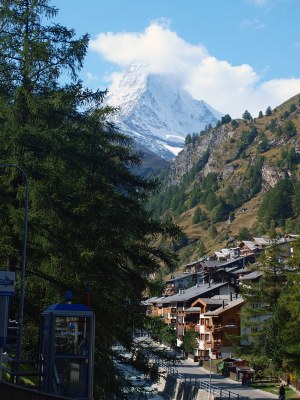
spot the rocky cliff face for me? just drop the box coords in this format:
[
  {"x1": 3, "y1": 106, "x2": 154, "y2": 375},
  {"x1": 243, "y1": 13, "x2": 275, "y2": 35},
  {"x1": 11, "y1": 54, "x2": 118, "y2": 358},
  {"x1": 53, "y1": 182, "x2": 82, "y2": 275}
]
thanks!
[
  {"x1": 168, "y1": 99, "x2": 300, "y2": 192},
  {"x1": 104, "y1": 63, "x2": 222, "y2": 160},
  {"x1": 169, "y1": 125, "x2": 231, "y2": 186},
  {"x1": 261, "y1": 163, "x2": 291, "y2": 191},
  {"x1": 148, "y1": 94, "x2": 300, "y2": 264}
]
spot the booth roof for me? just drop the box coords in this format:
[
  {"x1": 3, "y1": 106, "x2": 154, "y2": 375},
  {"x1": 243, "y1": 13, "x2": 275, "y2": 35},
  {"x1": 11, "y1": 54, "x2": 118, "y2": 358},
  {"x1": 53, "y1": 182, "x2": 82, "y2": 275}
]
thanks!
[{"x1": 46, "y1": 303, "x2": 91, "y2": 311}]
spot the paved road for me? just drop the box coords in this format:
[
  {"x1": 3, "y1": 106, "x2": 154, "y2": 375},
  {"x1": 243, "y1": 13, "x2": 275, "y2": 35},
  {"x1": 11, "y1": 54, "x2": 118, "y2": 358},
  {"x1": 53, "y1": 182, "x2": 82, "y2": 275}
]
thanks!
[
  {"x1": 175, "y1": 356, "x2": 278, "y2": 400},
  {"x1": 134, "y1": 335, "x2": 279, "y2": 399}
]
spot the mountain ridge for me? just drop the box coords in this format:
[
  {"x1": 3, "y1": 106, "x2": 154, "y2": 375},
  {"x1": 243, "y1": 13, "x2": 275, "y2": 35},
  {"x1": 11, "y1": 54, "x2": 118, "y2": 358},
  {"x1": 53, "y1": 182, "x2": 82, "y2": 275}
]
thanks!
[
  {"x1": 105, "y1": 63, "x2": 222, "y2": 160},
  {"x1": 147, "y1": 93, "x2": 300, "y2": 268}
]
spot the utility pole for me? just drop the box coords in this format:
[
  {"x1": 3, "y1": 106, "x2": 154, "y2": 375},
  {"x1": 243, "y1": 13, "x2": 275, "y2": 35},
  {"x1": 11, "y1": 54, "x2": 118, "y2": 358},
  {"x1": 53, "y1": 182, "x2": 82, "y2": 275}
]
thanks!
[{"x1": 0, "y1": 164, "x2": 28, "y2": 382}]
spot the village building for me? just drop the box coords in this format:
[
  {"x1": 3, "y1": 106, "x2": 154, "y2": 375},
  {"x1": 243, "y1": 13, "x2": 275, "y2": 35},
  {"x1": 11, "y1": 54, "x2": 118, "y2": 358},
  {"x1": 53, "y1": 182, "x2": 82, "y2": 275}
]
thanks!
[
  {"x1": 185, "y1": 294, "x2": 243, "y2": 360},
  {"x1": 157, "y1": 282, "x2": 236, "y2": 346},
  {"x1": 144, "y1": 234, "x2": 299, "y2": 361},
  {"x1": 237, "y1": 240, "x2": 260, "y2": 256},
  {"x1": 163, "y1": 273, "x2": 199, "y2": 296}
]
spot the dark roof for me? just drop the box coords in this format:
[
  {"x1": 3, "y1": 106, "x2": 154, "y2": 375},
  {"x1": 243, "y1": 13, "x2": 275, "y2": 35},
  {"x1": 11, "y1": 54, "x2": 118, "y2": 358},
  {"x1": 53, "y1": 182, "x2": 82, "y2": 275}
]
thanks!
[
  {"x1": 165, "y1": 273, "x2": 195, "y2": 283},
  {"x1": 44, "y1": 303, "x2": 91, "y2": 311},
  {"x1": 238, "y1": 271, "x2": 263, "y2": 281},
  {"x1": 231, "y1": 267, "x2": 250, "y2": 275},
  {"x1": 143, "y1": 296, "x2": 166, "y2": 305},
  {"x1": 160, "y1": 282, "x2": 228, "y2": 303},
  {"x1": 204, "y1": 297, "x2": 244, "y2": 316},
  {"x1": 201, "y1": 298, "x2": 226, "y2": 305},
  {"x1": 185, "y1": 307, "x2": 201, "y2": 313}
]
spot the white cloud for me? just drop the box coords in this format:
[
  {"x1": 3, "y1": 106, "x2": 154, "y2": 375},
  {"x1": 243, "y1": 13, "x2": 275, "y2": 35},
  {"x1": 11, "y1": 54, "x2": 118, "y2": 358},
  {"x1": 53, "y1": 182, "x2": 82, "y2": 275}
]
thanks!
[
  {"x1": 247, "y1": 0, "x2": 274, "y2": 7},
  {"x1": 90, "y1": 21, "x2": 300, "y2": 118},
  {"x1": 240, "y1": 18, "x2": 265, "y2": 32},
  {"x1": 86, "y1": 71, "x2": 98, "y2": 81}
]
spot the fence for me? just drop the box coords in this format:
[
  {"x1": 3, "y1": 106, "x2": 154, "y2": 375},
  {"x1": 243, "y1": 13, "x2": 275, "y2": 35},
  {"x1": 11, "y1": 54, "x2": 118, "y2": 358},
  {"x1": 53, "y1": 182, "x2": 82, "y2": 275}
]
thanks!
[
  {"x1": 151, "y1": 356, "x2": 249, "y2": 400},
  {"x1": 0, "y1": 380, "x2": 69, "y2": 400},
  {"x1": 0, "y1": 354, "x2": 70, "y2": 400}
]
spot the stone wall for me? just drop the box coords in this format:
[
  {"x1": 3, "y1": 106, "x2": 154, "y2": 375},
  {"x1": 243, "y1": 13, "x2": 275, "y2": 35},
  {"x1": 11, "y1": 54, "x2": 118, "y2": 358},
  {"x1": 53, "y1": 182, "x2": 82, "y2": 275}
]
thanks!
[{"x1": 159, "y1": 375, "x2": 214, "y2": 400}]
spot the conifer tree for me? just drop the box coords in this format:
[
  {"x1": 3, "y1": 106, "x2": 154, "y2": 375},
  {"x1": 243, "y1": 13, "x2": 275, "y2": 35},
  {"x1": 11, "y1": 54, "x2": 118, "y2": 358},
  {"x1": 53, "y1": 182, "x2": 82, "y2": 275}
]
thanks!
[
  {"x1": 239, "y1": 243, "x2": 288, "y2": 368},
  {"x1": 242, "y1": 110, "x2": 253, "y2": 121},
  {"x1": 0, "y1": 1, "x2": 178, "y2": 397}
]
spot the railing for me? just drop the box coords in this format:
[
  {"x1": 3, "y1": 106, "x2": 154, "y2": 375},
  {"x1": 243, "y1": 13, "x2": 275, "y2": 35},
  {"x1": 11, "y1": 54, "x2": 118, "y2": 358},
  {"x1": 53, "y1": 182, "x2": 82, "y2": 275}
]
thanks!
[
  {"x1": 2, "y1": 353, "x2": 40, "y2": 387},
  {"x1": 0, "y1": 380, "x2": 70, "y2": 400},
  {"x1": 151, "y1": 356, "x2": 249, "y2": 400},
  {"x1": 52, "y1": 363, "x2": 63, "y2": 395},
  {"x1": 1, "y1": 355, "x2": 70, "y2": 399}
]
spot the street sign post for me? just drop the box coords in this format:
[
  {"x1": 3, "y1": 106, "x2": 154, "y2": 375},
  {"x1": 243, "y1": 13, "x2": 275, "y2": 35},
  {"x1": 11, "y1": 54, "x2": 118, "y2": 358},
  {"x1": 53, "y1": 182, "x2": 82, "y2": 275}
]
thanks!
[
  {"x1": 0, "y1": 271, "x2": 16, "y2": 296},
  {"x1": 0, "y1": 271, "x2": 15, "y2": 379}
]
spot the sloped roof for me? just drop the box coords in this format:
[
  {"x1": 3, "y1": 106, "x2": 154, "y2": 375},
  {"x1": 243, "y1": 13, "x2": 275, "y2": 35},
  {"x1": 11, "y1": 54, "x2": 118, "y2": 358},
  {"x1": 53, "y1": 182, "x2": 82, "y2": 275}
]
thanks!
[
  {"x1": 165, "y1": 273, "x2": 195, "y2": 283},
  {"x1": 143, "y1": 296, "x2": 166, "y2": 305},
  {"x1": 204, "y1": 297, "x2": 244, "y2": 316},
  {"x1": 185, "y1": 307, "x2": 201, "y2": 313},
  {"x1": 253, "y1": 237, "x2": 273, "y2": 246},
  {"x1": 238, "y1": 241, "x2": 258, "y2": 250},
  {"x1": 238, "y1": 271, "x2": 263, "y2": 281},
  {"x1": 231, "y1": 267, "x2": 250, "y2": 275},
  {"x1": 192, "y1": 297, "x2": 226, "y2": 308},
  {"x1": 160, "y1": 282, "x2": 228, "y2": 303}
]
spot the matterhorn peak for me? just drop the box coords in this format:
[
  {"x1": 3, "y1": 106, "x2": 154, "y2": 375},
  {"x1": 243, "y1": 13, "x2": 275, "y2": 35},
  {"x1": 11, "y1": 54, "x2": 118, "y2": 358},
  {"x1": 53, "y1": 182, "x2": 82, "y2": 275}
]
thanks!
[{"x1": 105, "y1": 64, "x2": 222, "y2": 160}]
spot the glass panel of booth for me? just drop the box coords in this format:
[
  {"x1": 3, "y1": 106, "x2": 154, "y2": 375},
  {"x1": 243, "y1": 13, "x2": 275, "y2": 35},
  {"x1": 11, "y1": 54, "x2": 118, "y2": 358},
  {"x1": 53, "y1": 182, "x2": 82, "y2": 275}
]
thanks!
[
  {"x1": 54, "y1": 316, "x2": 90, "y2": 356},
  {"x1": 55, "y1": 358, "x2": 89, "y2": 397}
]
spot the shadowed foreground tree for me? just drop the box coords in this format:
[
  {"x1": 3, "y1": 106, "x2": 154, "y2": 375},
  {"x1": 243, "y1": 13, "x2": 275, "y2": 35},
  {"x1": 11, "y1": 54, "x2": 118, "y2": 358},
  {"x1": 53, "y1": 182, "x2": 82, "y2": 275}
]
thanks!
[
  {"x1": 239, "y1": 240, "x2": 300, "y2": 377},
  {"x1": 239, "y1": 244, "x2": 287, "y2": 365},
  {"x1": 0, "y1": 1, "x2": 178, "y2": 398}
]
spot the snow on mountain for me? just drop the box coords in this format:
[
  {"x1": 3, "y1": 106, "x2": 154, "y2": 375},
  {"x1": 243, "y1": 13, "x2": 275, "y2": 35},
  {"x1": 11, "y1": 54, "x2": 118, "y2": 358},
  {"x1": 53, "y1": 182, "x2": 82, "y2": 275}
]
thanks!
[{"x1": 105, "y1": 63, "x2": 222, "y2": 160}]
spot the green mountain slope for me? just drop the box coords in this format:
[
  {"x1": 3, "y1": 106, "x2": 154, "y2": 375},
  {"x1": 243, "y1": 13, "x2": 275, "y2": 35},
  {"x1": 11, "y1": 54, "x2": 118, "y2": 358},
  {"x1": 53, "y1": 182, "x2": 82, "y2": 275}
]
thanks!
[{"x1": 147, "y1": 94, "x2": 300, "y2": 269}]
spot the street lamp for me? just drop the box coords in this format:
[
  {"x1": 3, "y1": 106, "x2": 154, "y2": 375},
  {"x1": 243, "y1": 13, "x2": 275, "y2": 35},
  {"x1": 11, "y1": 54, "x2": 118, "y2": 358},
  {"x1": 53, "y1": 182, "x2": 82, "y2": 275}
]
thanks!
[
  {"x1": 208, "y1": 349, "x2": 212, "y2": 399},
  {"x1": 207, "y1": 325, "x2": 213, "y2": 400},
  {"x1": 206, "y1": 322, "x2": 237, "y2": 399},
  {"x1": 0, "y1": 164, "x2": 28, "y2": 370}
]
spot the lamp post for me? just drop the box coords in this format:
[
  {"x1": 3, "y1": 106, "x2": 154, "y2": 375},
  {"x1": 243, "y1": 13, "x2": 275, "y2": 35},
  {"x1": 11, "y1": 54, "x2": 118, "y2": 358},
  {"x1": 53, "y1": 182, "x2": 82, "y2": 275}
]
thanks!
[
  {"x1": 208, "y1": 348, "x2": 212, "y2": 399},
  {"x1": 0, "y1": 164, "x2": 28, "y2": 370},
  {"x1": 207, "y1": 325, "x2": 213, "y2": 400},
  {"x1": 206, "y1": 322, "x2": 237, "y2": 399}
]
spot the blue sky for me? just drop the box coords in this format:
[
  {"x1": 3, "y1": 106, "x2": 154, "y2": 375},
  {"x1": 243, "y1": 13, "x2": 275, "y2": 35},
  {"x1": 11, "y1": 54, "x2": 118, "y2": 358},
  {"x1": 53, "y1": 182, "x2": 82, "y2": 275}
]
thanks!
[{"x1": 53, "y1": 0, "x2": 300, "y2": 117}]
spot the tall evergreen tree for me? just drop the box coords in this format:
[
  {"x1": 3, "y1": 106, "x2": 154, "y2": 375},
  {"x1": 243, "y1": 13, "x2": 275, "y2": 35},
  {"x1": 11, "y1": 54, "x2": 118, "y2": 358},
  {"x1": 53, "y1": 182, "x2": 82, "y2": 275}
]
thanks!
[
  {"x1": 239, "y1": 244, "x2": 288, "y2": 369},
  {"x1": 0, "y1": 1, "x2": 178, "y2": 397},
  {"x1": 242, "y1": 110, "x2": 253, "y2": 121},
  {"x1": 265, "y1": 238, "x2": 300, "y2": 373}
]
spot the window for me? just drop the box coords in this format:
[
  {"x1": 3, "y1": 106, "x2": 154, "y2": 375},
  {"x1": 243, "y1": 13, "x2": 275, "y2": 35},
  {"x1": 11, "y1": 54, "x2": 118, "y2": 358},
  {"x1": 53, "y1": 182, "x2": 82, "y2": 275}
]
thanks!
[{"x1": 54, "y1": 317, "x2": 89, "y2": 356}]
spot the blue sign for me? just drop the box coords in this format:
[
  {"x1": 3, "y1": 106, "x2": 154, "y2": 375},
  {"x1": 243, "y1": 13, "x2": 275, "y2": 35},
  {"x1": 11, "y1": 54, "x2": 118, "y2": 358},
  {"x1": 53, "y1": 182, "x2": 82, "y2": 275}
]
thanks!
[{"x1": 0, "y1": 272, "x2": 15, "y2": 296}]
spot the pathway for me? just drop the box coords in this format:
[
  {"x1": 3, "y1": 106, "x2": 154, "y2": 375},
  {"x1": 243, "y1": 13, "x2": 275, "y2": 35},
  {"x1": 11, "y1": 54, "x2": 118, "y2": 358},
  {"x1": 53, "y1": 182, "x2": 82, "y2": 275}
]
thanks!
[
  {"x1": 134, "y1": 335, "x2": 279, "y2": 399},
  {"x1": 173, "y1": 356, "x2": 278, "y2": 399}
]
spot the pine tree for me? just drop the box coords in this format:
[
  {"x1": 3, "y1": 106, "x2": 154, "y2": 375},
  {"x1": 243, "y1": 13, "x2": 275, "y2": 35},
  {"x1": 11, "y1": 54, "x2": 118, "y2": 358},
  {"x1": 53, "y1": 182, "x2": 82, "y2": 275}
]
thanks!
[
  {"x1": 265, "y1": 106, "x2": 272, "y2": 116},
  {"x1": 242, "y1": 110, "x2": 253, "y2": 121},
  {"x1": 0, "y1": 1, "x2": 178, "y2": 397},
  {"x1": 198, "y1": 240, "x2": 206, "y2": 256},
  {"x1": 266, "y1": 239, "x2": 300, "y2": 372},
  {"x1": 192, "y1": 206, "x2": 202, "y2": 224},
  {"x1": 240, "y1": 244, "x2": 288, "y2": 367}
]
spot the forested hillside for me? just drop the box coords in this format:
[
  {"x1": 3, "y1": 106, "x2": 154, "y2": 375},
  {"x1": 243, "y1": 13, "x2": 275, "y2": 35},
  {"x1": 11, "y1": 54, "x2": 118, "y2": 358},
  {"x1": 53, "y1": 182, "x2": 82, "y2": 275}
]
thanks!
[{"x1": 147, "y1": 95, "x2": 300, "y2": 268}]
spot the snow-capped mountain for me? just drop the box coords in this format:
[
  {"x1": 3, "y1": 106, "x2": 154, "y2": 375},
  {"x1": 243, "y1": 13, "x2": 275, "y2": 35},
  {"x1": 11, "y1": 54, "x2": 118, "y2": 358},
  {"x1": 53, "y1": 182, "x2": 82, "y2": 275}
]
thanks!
[{"x1": 105, "y1": 63, "x2": 222, "y2": 160}]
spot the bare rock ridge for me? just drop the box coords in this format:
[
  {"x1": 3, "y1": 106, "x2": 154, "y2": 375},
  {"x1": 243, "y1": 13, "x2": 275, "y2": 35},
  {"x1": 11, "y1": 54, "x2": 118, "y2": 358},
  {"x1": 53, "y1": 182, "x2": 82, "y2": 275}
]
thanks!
[{"x1": 104, "y1": 63, "x2": 222, "y2": 160}]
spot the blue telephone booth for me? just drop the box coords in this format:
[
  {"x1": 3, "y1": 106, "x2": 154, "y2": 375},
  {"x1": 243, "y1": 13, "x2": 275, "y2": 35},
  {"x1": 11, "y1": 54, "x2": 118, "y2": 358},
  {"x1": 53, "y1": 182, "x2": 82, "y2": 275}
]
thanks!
[{"x1": 38, "y1": 302, "x2": 94, "y2": 399}]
